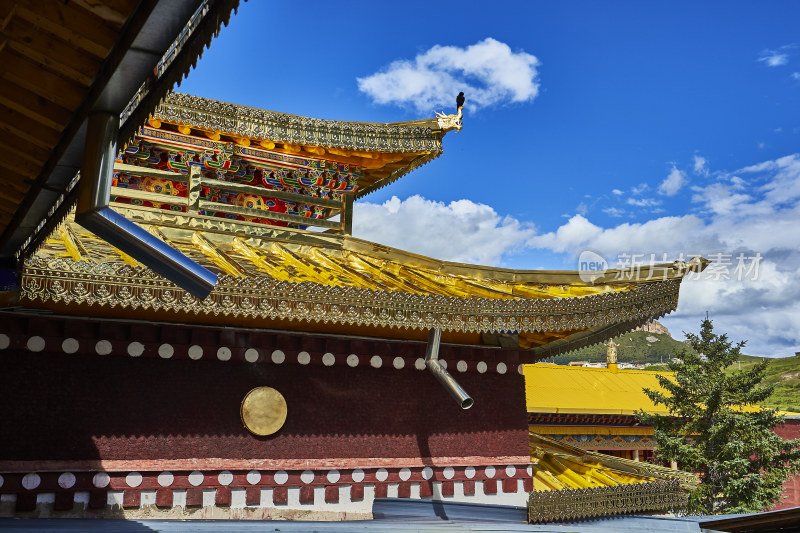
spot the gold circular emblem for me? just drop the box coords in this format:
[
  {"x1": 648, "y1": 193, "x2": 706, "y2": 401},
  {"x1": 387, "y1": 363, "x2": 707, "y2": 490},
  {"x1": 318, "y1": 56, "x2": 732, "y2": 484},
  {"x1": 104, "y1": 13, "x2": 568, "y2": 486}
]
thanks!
[{"x1": 240, "y1": 387, "x2": 287, "y2": 436}]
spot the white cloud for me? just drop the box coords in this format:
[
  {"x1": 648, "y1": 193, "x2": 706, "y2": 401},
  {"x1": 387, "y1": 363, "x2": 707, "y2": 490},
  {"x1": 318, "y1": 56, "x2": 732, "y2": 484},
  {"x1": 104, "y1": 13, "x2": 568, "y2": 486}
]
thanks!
[
  {"x1": 612, "y1": 189, "x2": 624, "y2": 196},
  {"x1": 758, "y1": 45, "x2": 794, "y2": 67},
  {"x1": 356, "y1": 38, "x2": 540, "y2": 113},
  {"x1": 692, "y1": 155, "x2": 709, "y2": 177},
  {"x1": 658, "y1": 165, "x2": 687, "y2": 196},
  {"x1": 631, "y1": 183, "x2": 649, "y2": 195},
  {"x1": 690, "y1": 182, "x2": 752, "y2": 215},
  {"x1": 759, "y1": 51, "x2": 789, "y2": 67},
  {"x1": 792, "y1": 72, "x2": 800, "y2": 80},
  {"x1": 352, "y1": 195, "x2": 535, "y2": 265},
  {"x1": 603, "y1": 207, "x2": 626, "y2": 217},
  {"x1": 527, "y1": 153, "x2": 800, "y2": 356},
  {"x1": 626, "y1": 197, "x2": 662, "y2": 207}
]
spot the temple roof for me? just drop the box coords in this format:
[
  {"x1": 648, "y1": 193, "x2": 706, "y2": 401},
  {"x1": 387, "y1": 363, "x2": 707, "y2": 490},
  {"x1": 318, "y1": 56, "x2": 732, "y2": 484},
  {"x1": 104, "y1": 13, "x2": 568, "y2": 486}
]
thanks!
[
  {"x1": 524, "y1": 363, "x2": 778, "y2": 416},
  {"x1": 527, "y1": 432, "x2": 696, "y2": 522},
  {"x1": 4, "y1": 82, "x2": 705, "y2": 356},
  {"x1": 18, "y1": 208, "x2": 700, "y2": 356},
  {"x1": 523, "y1": 364, "x2": 673, "y2": 415},
  {"x1": 529, "y1": 432, "x2": 697, "y2": 490},
  {"x1": 150, "y1": 92, "x2": 454, "y2": 198}
]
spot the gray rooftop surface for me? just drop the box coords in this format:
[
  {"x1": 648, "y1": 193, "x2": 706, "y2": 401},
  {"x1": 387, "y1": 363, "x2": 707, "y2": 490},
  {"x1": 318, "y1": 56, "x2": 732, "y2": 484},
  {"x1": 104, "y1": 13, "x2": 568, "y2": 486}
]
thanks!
[{"x1": 0, "y1": 499, "x2": 716, "y2": 533}]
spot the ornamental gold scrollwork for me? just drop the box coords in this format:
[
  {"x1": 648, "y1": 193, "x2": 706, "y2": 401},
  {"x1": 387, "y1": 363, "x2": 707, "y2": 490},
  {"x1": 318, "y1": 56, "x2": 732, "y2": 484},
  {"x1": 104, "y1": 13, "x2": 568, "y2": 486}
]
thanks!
[
  {"x1": 527, "y1": 480, "x2": 687, "y2": 523},
  {"x1": 155, "y1": 93, "x2": 443, "y2": 155},
  {"x1": 22, "y1": 256, "x2": 681, "y2": 339}
]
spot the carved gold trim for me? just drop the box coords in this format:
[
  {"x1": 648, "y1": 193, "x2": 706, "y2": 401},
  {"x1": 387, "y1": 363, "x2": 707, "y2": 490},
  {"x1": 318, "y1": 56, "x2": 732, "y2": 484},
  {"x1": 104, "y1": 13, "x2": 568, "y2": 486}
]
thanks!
[
  {"x1": 154, "y1": 92, "x2": 444, "y2": 154},
  {"x1": 20, "y1": 256, "x2": 681, "y2": 335},
  {"x1": 528, "y1": 479, "x2": 688, "y2": 523}
]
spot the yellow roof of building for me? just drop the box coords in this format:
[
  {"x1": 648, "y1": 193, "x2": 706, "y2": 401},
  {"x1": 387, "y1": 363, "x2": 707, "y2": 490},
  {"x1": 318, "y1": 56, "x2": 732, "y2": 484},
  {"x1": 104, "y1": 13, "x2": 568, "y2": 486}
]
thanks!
[
  {"x1": 19, "y1": 215, "x2": 692, "y2": 353},
  {"x1": 524, "y1": 363, "x2": 672, "y2": 415},
  {"x1": 527, "y1": 432, "x2": 696, "y2": 523}
]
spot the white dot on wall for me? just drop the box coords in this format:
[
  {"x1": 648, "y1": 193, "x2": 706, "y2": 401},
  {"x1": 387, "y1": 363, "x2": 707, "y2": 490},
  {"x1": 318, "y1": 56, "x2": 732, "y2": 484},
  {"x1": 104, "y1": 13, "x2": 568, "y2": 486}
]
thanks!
[
  {"x1": 271, "y1": 350, "x2": 285, "y2": 364},
  {"x1": 95, "y1": 340, "x2": 112, "y2": 355},
  {"x1": 351, "y1": 469, "x2": 365, "y2": 483},
  {"x1": 297, "y1": 351, "x2": 311, "y2": 365},
  {"x1": 300, "y1": 470, "x2": 315, "y2": 484},
  {"x1": 58, "y1": 472, "x2": 76, "y2": 489},
  {"x1": 157, "y1": 472, "x2": 174, "y2": 487},
  {"x1": 326, "y1": 470, "x2": 340, "y2": 483},
  {"x1": 465, "y1": 466, "x2": 476, "y2": 479},
  {"x1": 484, "y1": 466, "x2": 496, "y2": 478},
  {"x1": 415, "y1": 358, "x2": 426, "y2": 370},
  {"x1": 62, "y1": 338, "x2": 79, "y2": 354},
  {"x1": 92, "y1": 472, "x2": 110, "y2": 488},
  {"x1": 370, "y1": 355, "x2": 382, "y2": 368},
  {"x1": 375, "y1": 468, "x2": 388, "y2": 482},
  {"x1": 0, "y1": 474, "x2": 4, "y2": 488},
  {"x1": 422, "y1": 467, "x2": 433, "y2": 480},
  {"x1": 496, "y1": 362, "x2": 507, "y2": 374},
  {"x1": 439, "y1": 359, "x2": 447, "y2": 370},
  {"x1": 127, "y1": 342, "x2": 144, "y2": 357},
  {"x1": 244, "y1": 348, "x2": 259, "y2": 363},
  {"x1": 346, "y1": 354, "x2": 359, "y2": 367},
  {"x1": 526, "y1": 465, "x2": 533, "y2": 477},
  {"x1": 517, "y1": 364, "x2": 524, "y2": 375},
  {"x1": 274, "y1": 471, "x2": 288, "y2": 485},
  {"x1": 392, "y1": 357, "x2": 405, "y2": 370},
  {"x1": 246, "y1": 471, "x2": 261, "y2": 485},
  {"x1": 322, "y1": 353, "x2": 335, "y2": 366},
  {"x1": 126, "y1": 472, "x2": 143, "y2": 488},
  {"x1": 27, "y1": 336, "x2": 45, "y2": 352},
  {"x1": 158, "y1": 342, "x2": 175, "y2": 359},
  {"x1": 0, "y1": 333, "x2": 9, "y2": 350},
  {"x1": 505, "y1": 465, "x2": 517, "y2": 477},
  {"x1": 218, "y1": 471, "x2": 234, "y2": 486},
  {"x1": 399, "y1": 468, "x2": 411, "y2": 481},
  {"x1": 22, "y1": 473, "x2": 41, "y2": 490},
  {"x1": 158, "y1": 343, "x2": 174, "y2": 359},
  {"x1": 476, "y1": 361, "x2": 487, "y2": 374},
  {"x1": 443, "y1": 467, "x2": 455, "y2": 479},
  {"x1": 188, "y1": 345, "x2": 204, "y2": 360},
  {"x1": 457, "y1": 360, "x2": 468, "y2": 373},
  {"x1": 188, "y1": 471, "x2": 204, "y2": 486},
  {"x1": 217, "y1": 346, "x2": 231, "y2": 361}
]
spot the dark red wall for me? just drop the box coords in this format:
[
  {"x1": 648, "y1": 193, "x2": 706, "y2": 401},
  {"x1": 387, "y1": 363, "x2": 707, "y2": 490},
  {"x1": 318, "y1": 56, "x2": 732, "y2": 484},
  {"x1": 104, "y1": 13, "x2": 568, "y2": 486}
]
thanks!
[
  {"x1": 773, "y1": 418, "x2": 800, "y2": 510},
  {"x1": 0, "y1": 344, "x2": 528, "y2": 463}
]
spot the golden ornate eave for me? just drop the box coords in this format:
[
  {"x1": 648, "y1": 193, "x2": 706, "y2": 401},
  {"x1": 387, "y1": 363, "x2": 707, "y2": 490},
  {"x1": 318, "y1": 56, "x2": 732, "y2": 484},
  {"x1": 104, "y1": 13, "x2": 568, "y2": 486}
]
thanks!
[
  {"x1": 527, "y1": 432, "x2": 695, "y2": 523},
  {"x1": 151, "y1": 92, "x2": 449, "y2": 198},
  {"x1": 17, "y1": 211, "x2": 698, "y2": 352}
]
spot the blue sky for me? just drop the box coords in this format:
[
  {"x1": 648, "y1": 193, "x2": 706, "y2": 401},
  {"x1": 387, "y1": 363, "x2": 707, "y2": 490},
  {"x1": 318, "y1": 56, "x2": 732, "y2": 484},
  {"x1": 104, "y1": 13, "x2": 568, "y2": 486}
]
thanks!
[{"x1": 180, "y1": 1, "x2": 800, "y2": 357}]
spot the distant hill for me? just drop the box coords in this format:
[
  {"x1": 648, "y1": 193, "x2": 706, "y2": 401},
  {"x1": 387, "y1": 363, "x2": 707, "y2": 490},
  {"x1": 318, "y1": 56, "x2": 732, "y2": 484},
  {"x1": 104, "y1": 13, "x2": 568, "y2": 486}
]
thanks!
[
  {"x1": 544, "y1": 321, "x2": 694, "y2": 365},
  {"x1": 734, "y1": 354, "x2": 800, "y2": 413}
]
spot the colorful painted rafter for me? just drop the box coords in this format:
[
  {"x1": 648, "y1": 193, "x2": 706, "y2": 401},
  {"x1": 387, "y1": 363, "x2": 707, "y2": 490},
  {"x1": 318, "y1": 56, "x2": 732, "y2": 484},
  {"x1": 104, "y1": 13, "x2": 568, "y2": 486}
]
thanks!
[{"x1": 112, "y1": 127, "x2": 362, "y2": 231}]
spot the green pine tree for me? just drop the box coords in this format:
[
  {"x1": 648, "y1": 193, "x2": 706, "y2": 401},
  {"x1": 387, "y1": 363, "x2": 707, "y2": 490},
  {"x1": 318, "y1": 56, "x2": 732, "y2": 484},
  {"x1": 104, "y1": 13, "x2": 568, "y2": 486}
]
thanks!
[{"x1": 637, "y1": 317, "x2": 800, "y2": 514}]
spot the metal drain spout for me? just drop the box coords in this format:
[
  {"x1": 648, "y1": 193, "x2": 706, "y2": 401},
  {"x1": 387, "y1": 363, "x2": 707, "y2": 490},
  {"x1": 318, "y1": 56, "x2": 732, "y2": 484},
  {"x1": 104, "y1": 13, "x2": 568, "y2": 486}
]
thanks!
[
  {"x1": 75, "y1": 111, "x2": 217, "y2": 299},
  {"x1": 425, "y1": 328, "x2": 474, "y2": 409}
]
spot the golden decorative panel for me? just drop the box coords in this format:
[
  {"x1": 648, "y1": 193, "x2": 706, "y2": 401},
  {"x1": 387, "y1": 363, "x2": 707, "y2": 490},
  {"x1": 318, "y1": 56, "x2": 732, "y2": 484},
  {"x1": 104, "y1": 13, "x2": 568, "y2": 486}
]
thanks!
[
  {"x1": 528, "y1": 479, "x2": 687, "y2": 523},
  {"x1": 240, "y1": 387, "x2": 287, "y2": 436}
]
